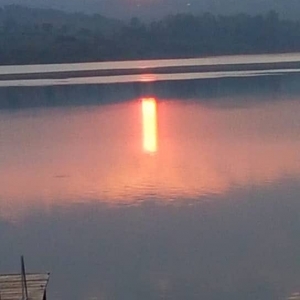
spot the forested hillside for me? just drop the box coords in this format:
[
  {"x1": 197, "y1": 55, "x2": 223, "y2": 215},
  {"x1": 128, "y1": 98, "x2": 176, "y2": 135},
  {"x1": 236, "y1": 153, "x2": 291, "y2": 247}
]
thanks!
[{"x1": 1, "y1": 6, "x2": 300, "y2": 65}]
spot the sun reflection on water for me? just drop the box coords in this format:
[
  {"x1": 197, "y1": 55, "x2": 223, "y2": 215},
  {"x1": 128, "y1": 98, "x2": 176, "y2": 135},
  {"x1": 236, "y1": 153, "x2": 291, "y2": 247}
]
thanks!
[{"x1": 142, "y1": 98, "x2": 158, "y2": 154}]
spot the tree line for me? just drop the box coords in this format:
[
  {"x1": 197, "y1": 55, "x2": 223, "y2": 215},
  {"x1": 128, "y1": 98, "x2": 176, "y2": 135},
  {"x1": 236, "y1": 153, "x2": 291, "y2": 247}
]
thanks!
[{"x1": 1, "y1": 5, "x2": 300, "y2": 65}]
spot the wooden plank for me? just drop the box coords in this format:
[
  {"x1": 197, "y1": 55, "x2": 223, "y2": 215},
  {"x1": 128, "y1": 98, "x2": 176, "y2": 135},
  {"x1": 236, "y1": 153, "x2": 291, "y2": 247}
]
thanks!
[
  {"x1": 0, "y1": 280, "x2": 48, "y2": 285},
  {"x1": 0, "y1": 274, "x2": 49, "y2": 282},
  {"x1": 0, "y1": 289, "x2": 46, "y2": 294},
  {"x1": 0, "y1": 290, "x2": 45, "y2": 295},
  {"x1": 0, "y1": 287, "x2": 45, "y2": 295},
  {"x1": 0, "y1": 286, "x2": 47, "y2": 291},
  {"x1": 0, "y1": 295, "x2": 45, "y2": 300},
  {"x1": 0, "y1": 282, "x2": 48, "y2": 288}
]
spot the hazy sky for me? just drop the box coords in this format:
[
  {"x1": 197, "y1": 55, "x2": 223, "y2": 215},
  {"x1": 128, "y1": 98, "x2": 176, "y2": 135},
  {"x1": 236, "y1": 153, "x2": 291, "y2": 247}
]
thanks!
[{"x1": 0, "y1": 0, "x2": 300, "y2": 19}]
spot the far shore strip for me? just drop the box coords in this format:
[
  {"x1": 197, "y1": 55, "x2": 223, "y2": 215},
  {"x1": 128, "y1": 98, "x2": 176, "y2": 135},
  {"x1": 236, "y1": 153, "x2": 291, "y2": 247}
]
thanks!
[{"x1": 1, "y1": 60, "x2": 300, "y2": 81}]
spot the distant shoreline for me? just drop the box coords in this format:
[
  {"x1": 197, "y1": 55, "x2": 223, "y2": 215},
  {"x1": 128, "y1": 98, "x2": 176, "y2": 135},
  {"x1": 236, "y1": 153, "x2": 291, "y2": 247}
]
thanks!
[{"x1": 1, "y1": 53, "x2": 300, "y2": 81}]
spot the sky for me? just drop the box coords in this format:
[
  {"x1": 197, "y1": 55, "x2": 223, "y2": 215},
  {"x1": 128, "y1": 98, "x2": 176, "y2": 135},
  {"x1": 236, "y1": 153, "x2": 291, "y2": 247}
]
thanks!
[{"x1": 0, "y1": 0, "x2": 300, "y2": 19}]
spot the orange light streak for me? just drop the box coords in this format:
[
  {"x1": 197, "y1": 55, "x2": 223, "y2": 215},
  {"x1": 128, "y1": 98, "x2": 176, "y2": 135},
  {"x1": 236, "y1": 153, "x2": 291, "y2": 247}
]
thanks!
[{"x1": 142, "y1": 98, "x2": 158, "y2": 153}]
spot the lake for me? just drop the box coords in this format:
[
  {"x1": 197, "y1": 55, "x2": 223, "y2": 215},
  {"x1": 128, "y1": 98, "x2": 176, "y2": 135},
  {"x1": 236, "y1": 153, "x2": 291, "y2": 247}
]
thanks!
[{"x1": 0, "y1": 58, "x2": 300, "y2": 300}]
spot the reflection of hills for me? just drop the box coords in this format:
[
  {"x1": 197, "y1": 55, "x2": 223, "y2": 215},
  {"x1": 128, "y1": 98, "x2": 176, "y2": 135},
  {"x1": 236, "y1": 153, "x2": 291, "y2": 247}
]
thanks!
[{"x1": 1, "y1": 74, "x2": 300, "y2": 109}]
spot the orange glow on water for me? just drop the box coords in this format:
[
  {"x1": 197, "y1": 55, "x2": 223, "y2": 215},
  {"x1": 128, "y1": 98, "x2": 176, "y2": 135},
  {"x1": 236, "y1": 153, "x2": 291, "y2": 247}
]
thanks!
[
  {"x1": 1, "y1": 98, "x2": 300, "y2": 220},
  {"x1": 142, "y1": 98, "x2": 158, "y2": 153}
]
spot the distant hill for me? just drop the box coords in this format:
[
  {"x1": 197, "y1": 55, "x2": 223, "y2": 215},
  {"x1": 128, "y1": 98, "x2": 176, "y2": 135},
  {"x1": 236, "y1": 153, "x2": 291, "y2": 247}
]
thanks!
[
  {"x1": 0, "y1": 5, "x2": 122, "y2": 35},
  {"x1": 1, "y1": 5, "x2": 300, "y2": 65},
  {"x1": 0, "y1": 0, "x2": 300, "y2": 20}
]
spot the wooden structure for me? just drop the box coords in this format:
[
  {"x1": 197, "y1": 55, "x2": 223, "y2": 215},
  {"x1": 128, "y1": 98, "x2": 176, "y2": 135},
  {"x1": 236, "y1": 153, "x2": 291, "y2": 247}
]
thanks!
[
  {"x1": 0, "y1": 273, "x2": 50, "y2": 300},
  {"x1": 0, "y1": 258, "x2": 49, "y2": 300},
  {"x1": 288, "y1": 293, "x2": 300, "y2": 300}
]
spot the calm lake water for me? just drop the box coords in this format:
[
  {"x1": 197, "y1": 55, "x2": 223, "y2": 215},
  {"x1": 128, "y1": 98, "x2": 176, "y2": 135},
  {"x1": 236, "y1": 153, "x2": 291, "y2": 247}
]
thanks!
[{"x1": 0, "y1": 63, "x2": 300, "y2": 300}]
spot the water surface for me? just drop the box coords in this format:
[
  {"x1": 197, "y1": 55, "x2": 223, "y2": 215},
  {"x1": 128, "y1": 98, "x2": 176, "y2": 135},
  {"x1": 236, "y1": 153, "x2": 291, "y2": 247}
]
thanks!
[{"x1": 0, "y1": 75, "x2": 300, "y2": 300}]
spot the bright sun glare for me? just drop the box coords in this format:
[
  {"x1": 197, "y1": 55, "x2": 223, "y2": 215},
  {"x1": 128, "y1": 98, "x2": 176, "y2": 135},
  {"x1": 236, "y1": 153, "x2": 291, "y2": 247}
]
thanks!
[{"x1": 142, "y1": 98, "x2": 158, "y2": 153}]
